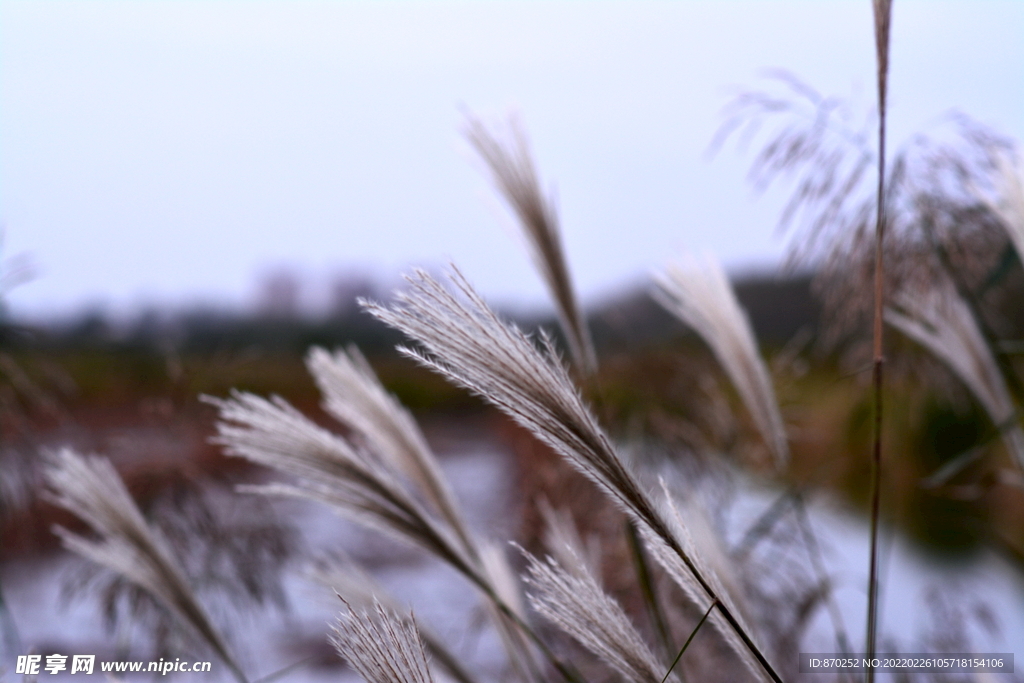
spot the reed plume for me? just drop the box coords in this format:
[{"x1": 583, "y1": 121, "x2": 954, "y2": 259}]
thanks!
[
  {"x1": 306, "y1": 346, "x2": 539, "y2": 679},
  {"x1": 210, "y1": 368, "x2": 542, "y2": 681},
  {"x1": 886, "y1": 281, "x2": 1024, "y2": 470},
  {"x1": 364, "y1": 267, "x2": 781, "y2": 683},
  {"x1": 364, "y1": 267, "x2": 659, "y2": 525},
  {"x1": 465, "y1": 115, "x2": 597, "y2": 375},
  {"x1": 654, "y1": 254, "x2": 789, "y2": 467},
  {"x1": 524, "y1": 551, "x2": 670, "y2": 683},
  {"x1": 331, "y1": 599, "x2": 434, "y2": 683},
  {"x1": 209, "y1": 391, "x2": 478, "y2": 580},
  {"x1": 311, "y1": 557, "x2": 477, "y2": 683},
  {"x1": 307, "y1": 346, "x2": 473, "y2": 550},
  {"x1": 982, "y1": 150, "x2": 1024, "y2": 262},
  {"x1": 710, "y1": 71, "x2": 875, "y2": 268},
  {"x1": 44, "y1": 448, "x2": 246, "y2": 683}
]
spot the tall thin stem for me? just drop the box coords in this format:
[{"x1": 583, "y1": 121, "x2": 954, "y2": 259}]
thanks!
[
  {"x1": 866, "y1": 1, "x2": 892, "y2": 681},
  {"x1": 660, "y1": 600, "x2": 717, "y2": 683}
]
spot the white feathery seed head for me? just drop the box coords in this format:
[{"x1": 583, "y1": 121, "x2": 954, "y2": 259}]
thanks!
[
  {"x1": 208, "y1": 391, "x2": 477, "y2": 579},
  {"x1": 365, "y1": 267, "x2": 777, "y2": 682},
  {"x1": 209, "y1": 384, "x2": 539, "y2": 681},
  {"x1": 44, "y1": 448, "x2": 245, "y2": 683},
  {"x1": 363, "y1": 267, "x2": 661, "y2": 532},
  {"x1": 306, "y1": 346, "x2": 471, "y2": 545},
  {"x1": 311, "y1": 557, "x2": 478, "y2": 683},
  {"x1": 886, "y1": 282, "x2": 1024, "y2": 470},
  {"x1": 654, "y1": 253, "x2": 789, "y2": 467},
  {"x1": 464, "y1": 115, "x2": 597, "y2": 375},
  {"x1": 981, "y1": 150, "x2": 1024, "y2": 264},
  {"x1": 524, "y1": 551, "x2": 670, "y2": 683},
  {"x1": 331, "y1": 600, "x2": 434, "y2": 683},
  {"x1": 307, "y1": 346, "x2": 532, "y2": 670}
]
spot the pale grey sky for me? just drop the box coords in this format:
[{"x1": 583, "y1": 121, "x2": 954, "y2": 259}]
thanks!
[{"x1": 1, "y1": 1, "x2": 1021, "y2": 318}]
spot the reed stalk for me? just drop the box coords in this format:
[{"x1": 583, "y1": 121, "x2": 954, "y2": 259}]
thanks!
[
  {"x1": 660, "y1": 599, "x2": 717, "y2": 683},
  {"x1": 866, "y1": 1, "x2": 893, "y2": 680}
]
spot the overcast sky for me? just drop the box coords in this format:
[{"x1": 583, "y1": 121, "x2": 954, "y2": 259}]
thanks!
[{"x1": 1, "y1": 1, "x2": 1021, "y2": 318}]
